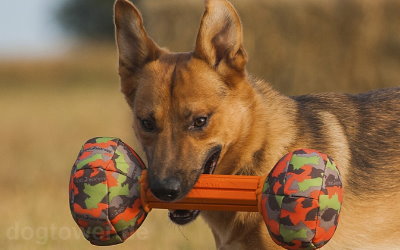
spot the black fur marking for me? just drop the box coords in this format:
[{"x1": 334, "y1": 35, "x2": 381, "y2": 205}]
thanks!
[
  {"x1": 347, "y1": 88, "x2": 400, "y2": 194},
  {"x1": 293, "y1": 98, "x2": 328, "y2": 153},
  {"x1": 252, "y1": 144, "x2": 266, "y2": 169},
  {"x1": 293, "y1": 88, "x2": 400, "y2": 195}
]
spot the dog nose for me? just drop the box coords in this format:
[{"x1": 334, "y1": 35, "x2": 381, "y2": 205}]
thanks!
[{"x1": 150, "y1": 176, "x2": 182, "y2": 202}]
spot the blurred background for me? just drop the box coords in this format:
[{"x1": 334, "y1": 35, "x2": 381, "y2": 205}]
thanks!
[{"x1": 1, "y1": 0, "x2": 399, "y2": 249}]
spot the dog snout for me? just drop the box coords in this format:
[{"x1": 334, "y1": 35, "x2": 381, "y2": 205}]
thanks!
[{"x1": 150, "y1": 176, "x2": 182, "y2": 202}]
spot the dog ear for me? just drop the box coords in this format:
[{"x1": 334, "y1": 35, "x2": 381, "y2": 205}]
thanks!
[
  {"x1": 194, "y1": 0, "x2": 248, "y2": 73},
  {"x1": 114, "y1": 0, "x2": 162, "y2": 96}
]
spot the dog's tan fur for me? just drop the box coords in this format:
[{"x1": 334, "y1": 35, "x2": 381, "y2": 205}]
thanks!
[{"x1": 114, "y1": 0, "x2": 400, "y2": 249}]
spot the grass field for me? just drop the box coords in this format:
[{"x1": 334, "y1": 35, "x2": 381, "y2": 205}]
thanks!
[
  {"x1": 0, "y1": 45, "x2": 214, "y2": 248},
  {"x1": 1, "y1": 0, "x2": 399, "y2": 249},
  {"x1": 0, "y1": 84, "x2": 214, "y2": 249},
  {"x1": 142, "y1": 0, "x2": 400, "y2": 94}
]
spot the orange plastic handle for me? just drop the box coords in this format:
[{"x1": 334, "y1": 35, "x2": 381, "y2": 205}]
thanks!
[{"x1": 140, "y1": 170, "x2": 267, "y2": 212}]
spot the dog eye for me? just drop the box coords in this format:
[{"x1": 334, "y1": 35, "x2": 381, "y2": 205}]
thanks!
[
  {"x1": 192, "y1": 117, "x2": 208, "y2": 129},
  {"x1": 140, "y1": 119, "x2": 156, "y2": 132}
]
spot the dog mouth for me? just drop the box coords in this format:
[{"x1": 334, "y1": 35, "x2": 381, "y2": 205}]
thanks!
[
  {"x1": 168, "y1": 209, "x2": 201, "y2": 225},
  {"x1": 168, "y1": 146, "x2": 222, "y2": 225},
  {"x1": 201, "y1": 146, "x2": 222, "y2": 175}
]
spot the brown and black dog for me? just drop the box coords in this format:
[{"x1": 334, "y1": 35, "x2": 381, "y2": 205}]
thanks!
[{"x1": 114, "y1": 0, "x2": 400, "y2": 249}]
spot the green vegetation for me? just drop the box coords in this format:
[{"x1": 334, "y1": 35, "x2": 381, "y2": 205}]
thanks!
[{"x1": 57, "y1": 0, "x2": 143, "y2": 41}]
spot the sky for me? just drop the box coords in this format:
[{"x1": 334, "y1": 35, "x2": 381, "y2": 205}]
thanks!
[{"x1": 0, "y1": 0, "x2": 69, "y2": 58}]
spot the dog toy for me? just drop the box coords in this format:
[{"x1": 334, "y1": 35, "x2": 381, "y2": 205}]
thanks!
[{"x1": 69, "y1": 137, "x2": 343, "y2": 249}]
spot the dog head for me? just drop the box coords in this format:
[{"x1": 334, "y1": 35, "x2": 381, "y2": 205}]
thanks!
[{"x1": 114, "y1": 0, "x2": 254, "y2": 220}]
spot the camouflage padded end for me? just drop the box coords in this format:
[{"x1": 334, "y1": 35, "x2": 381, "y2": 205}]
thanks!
[
  {"x1": 69, "y1": 137, "x2": 147, "y2": 246},
  {"x1": 261, "y1": 149, "x2": 343, "y2": 250}
]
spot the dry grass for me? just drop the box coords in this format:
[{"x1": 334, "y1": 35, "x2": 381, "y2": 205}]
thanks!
[
  {"x1": 1, "y1": 0, "x2": 399, "y2": 249},
  {"x1": 0, "y1": 86, "x2": 214, "y2": 249},
  {"x1": 143, "y1": 0, "x2": 400, "y2": 95}
]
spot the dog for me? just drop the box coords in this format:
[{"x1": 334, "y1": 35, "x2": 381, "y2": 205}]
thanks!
[{"x1": 113, "y1": 0, "x2": 400, "y2": 249}]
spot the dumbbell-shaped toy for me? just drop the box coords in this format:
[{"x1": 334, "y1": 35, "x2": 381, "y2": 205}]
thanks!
[{"x1": 69, "y1": 137, "x2": 343, "y2": 249}]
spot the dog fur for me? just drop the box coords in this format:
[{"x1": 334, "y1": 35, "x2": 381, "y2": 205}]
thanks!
[{"x1": 114, "y1": 0, "x2": 400, "y2": 249}]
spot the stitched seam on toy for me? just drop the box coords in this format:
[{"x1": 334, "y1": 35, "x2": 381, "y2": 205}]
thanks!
[
  {"x1": 105, "y1": 147, "x2": 124, "y2": 242},
  {"x1": 278, "y1": 154, "x2": 290, "y2": 246},
  {"x1": 327, "y1": 157, "x2": 341, "y2": 243},
  {"x1": 78, "y1": 138, "x2": 119, "y2": 172},
  {"x1": 77, "y1": 139, "x2": 139, "y2": 179},
  {"x1": 314, "y1": 155, "x2": 326, "y2": 244},
  {"x1": 105, "y1": 175, "x2": 123, "y2": 242},
  {"x1": 125, "y1": 143, "x2": 146, "y2": 169},
  {"x1": 110, "y1": 139, "x2": 145, "y2": 178},
  {"x1": 285, "y1": 195, "x2": 316, "y2": 199},
  {"x1": 104, "y1": 170, "x2": 141, "y2": 237}
]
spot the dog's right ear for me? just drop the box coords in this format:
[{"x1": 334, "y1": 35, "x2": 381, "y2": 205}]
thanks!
[
  {"x1": 114, "y1": 0, "x2": 162, "y2": 97},
  {"x1": 194, "y1": 0, "x2": 247, "y2": 74}
]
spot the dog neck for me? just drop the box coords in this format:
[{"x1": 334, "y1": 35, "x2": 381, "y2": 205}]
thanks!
[
  {"x1": 217, "y1": 77, "x2": 298, "y2": 176},
  {"x1": 202, "y1": 77, "x2": 298, "y2": 248}
]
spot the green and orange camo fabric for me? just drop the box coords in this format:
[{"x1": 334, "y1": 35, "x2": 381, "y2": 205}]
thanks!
[
  {"x1": 261, "y1": 149, "x2": 343, "y2": 250},
  {"x1": 69, "y1": 137, "x2": 147, "y2": 245}
]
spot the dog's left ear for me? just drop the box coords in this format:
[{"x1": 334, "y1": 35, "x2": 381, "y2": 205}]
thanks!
[
  {"x1": 114, "y1": 0, "x2": 162, "y2": 98},
  {"x1": 194, "y1": 0, "x2": 248, "y2": 73}
]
